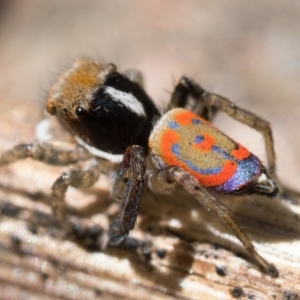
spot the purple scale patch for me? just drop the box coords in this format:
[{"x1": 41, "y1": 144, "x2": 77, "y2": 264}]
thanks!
[{"x1": 216, "y1": 155, "x2": 261, "y2": 192}]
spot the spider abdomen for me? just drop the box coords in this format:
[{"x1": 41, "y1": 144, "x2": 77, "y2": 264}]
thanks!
[{"x1": 149, "y1": 108, "x2": 262, "y2": 193}]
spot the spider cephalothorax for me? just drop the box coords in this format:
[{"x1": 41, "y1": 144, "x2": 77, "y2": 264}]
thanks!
[
  {"x1": 0, "y1": 58, "x2": 279, "y2": 277},
  {"x1": 47, "y1": 58, "x2": 160, "y2": 158}
]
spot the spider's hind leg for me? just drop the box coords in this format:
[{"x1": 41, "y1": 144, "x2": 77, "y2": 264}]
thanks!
[
  {"x1": 169, "y1": 76, "x2": 276, "y2": 176},
  {"x1": 168, "y1": 76, "x2": 217, "y2": 121},
  {"x1": 161, "y1": 165, "x2": 278, "y2": 277}
]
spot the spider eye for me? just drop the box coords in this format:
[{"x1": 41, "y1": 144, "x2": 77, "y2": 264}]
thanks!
[{"x1": 76, "y1": 106, "x2": 86, "y2": 117}]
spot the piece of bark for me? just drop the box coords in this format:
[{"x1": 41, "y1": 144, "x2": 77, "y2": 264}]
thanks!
[{"x1": 0, "y1": 95, "x2": 300, "y2": 300}]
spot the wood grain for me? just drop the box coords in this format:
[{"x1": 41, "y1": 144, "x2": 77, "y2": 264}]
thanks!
[{"x1": 0, "y1": 95, "x2": 300, "y2": 300}]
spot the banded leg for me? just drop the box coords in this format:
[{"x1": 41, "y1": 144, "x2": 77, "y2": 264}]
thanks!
[
  {"x1": 0, "y1": 143, "x2": 92, "y2": 166},
  {"x1": 169, "y1": 77, "x2": 276, "y2": 175},
  {"x1": 50, "y1": 158, "x2": 101, "y2": 223},
  {"x1": 162, "y1": 166, "x2": 278, "y2": 277},
  {"x1": 108, "y1": 145, "x2": 146, "y2": 246}
]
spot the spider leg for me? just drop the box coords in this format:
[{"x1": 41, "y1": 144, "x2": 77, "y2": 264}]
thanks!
[
  {"x1": 163, "y1": 165, "x2": 278, "y2": 277},
  {"x1": 50, "y1": 158, "x2": 101, "y2": 223},
  {"x1": 147, "y1": 169, "x2": 177, "y2": 195},
  {"x1": 169, "y1": 76, "x2": 276, "y2": 175},
  {"x1": 203, "y1": 92, "x2": 276, "y2": 175},
  {"x1": 168, "y1": 77, "x2": 217, "y2": 121},
  {"x1": 108, "y1": 145, "x2": 146, "y2": 246},
  {"x1": 0, "y1": 143, "x2": 92, "y2": 166}
]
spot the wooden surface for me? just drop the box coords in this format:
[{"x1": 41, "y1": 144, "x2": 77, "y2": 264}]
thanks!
[{"x1": 0, "y1": 96, "x2": 300, "y2": 300}]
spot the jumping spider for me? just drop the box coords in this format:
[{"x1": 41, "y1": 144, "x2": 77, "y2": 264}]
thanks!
[{"x1": 0, "y1": 58, "x2": 279, "y2": 277}]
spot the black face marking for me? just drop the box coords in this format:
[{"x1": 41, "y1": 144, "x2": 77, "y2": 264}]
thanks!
[{"x1": 74, "y1": 72, "x2": 160, "y2": 154}]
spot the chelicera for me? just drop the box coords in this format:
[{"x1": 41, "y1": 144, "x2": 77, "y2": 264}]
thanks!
[{"x1": 0, "y1": 58, "x2": 279, "y2": 277}]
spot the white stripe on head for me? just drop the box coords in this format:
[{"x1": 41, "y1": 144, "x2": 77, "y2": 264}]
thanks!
[{"x1": 104, "y1": 86, "x2": 146, "y2": 117}]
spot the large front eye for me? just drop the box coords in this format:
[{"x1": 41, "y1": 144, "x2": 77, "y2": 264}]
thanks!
[{"x1": 76, "y1": 106, "x2": 86, "y2": 117}]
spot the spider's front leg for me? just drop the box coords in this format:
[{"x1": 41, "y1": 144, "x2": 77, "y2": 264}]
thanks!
[
  {"x1": 161, "y1": 166, "x2": 278, "y2": 277},
  {"x1": 0, "y1": 141, "x2": 105, "y2": 239},
  {"x1": 169, "y1": 77, "x2": 276, "y2": 176},
  {"x1": 108, "y1": 145, "x2": 146, "y2": 246},
  {"x1": 0, "y1": 141, "x2": 95, "y2": 222},
  {"x1": 0, "y1": 142, "x2": 92, "y2": 167},
  {"x1": 50, "y1": 158, "x2": 102, "y2": 224}
]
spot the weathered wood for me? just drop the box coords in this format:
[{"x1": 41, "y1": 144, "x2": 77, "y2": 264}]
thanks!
[{"x1": 0, "y1": 96, "x2": 300, "y2": 300}]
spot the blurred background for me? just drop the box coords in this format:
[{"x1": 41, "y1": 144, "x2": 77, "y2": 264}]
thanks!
[{"x1": 0, "y1": 0, "x2": 299, "y2": 190}]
